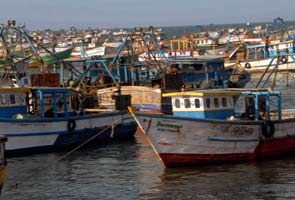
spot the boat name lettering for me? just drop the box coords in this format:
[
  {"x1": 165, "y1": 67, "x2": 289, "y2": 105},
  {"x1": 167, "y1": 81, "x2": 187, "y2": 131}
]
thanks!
[
  {"x1": 157, "y1": 121, "x2": 182, "y2": 129},
  {"x1": 230, "y1": 127, "x2": 254, "y2": 137}
]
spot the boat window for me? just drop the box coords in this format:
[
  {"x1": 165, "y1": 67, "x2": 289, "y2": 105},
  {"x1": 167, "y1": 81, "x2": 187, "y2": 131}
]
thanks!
[
  {"x1": 1, "y1": 95, "x2": 7, "y2": 105},
  {"x1": 214, "y1": 98, "x2": 219, "y2": 108},
  {"x1": 175, "y1": 99, "x2": 181, "y2": 108},
  {"x1": 222, "y1": 97, "x2": 227, "y2": 107},
  {"x1": 10, "y1": 94, "x2": 16, "y2": 105},
  {"x1": 15, "y1": 94, "x2": 23, "y2": 105},
  {"x1": 206, "y1": 98, "x2": 211, "y2": 108},
  {"x1": 228, "y1": 98, "x2": 233, "y2": 107},
  {"x1": 194, "y1": 99, "x2": 200, "y2": 108},
  {"x1": 184, "y1": 98, "x2": 191, "y2": 108}
]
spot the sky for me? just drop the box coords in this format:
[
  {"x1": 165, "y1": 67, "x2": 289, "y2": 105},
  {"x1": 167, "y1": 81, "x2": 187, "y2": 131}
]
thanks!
[{"x1": 1, "y1": 0, "x2": 295, "y2": 30}]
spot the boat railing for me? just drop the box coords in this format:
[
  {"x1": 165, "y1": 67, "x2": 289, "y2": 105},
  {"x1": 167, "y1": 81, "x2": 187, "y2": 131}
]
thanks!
[{"x1": 274, "y1": 109, "x2": 295, "y2": 120}]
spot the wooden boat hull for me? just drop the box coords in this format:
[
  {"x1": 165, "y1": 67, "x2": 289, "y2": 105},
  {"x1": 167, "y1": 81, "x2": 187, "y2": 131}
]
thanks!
[
  {"x1": 29, "y1": 48, "x2": 73, "y2": 66},
  {"x1": 134, "y1": 112, "x2": 295, "y2": 168},
  {"x1": 0, "y1": 112, "x2": 137, "y2": 156},
  {"x1": 97, "y1": 86, "x2": 162, "y2": 111}
]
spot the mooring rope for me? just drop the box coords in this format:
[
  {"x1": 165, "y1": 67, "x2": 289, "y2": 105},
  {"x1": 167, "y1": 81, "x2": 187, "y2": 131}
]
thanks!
[
  {"x1": 54, "y1": 125, "x2": 113, "y2": 162},
  {"x1": 2, "y1": 124, "x2": 116, "y2": 194}
]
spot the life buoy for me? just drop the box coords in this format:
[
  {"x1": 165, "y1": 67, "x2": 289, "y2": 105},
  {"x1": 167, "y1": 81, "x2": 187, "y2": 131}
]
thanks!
[
  {"x1": 280, "y1": 56, "x2": 287, "y2": 64},
  {"x1": 261, "y1": 120, "x2": 275, "y2": 139},
  {"x1": 245, "y1": 63, "x2": 251, "y2": 69},
  {"x1": 67, "y1": 119, "x2": 76, "y2": 132}
]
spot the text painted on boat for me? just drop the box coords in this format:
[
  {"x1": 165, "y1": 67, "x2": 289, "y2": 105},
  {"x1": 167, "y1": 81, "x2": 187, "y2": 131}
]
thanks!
[{"x1": 157, "y1": 120, "x2": 182, "y2": 132}]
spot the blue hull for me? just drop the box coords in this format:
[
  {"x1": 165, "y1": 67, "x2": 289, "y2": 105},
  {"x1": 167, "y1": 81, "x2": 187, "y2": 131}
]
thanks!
[{"x1": 6, "y1": 122, "x2": 137, "y2": 156}]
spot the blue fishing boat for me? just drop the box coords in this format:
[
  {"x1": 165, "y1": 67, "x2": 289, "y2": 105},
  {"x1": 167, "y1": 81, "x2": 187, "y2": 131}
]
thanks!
[
  {"x1": 129, "y1": 88, "x2": 295, "y2": 168},
  {"x1": 0, "y1": 87, "x2": 137, "y2": 156},
  {"x1": 93, "y1": 55, "x2": 249, "y2": 113}
]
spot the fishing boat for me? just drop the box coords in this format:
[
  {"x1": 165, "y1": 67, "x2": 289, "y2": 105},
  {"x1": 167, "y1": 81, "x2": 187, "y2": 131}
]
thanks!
[
  {"x1": 0, "y1": 135, "x2": 7, "y2": 193},
  {"x1": 93, "y1": 55, "x2": 249, "y2": 113},
  {"x1": 129, "y1": 88, "x2": 295, "y2": 168},
  {"x1": 97, "y1": 86, "x2": 162, "y2": 112},
  {"x1": 0, "y1": 87, "x2": 137, "y2": 156},
  {"x1": 71, "y1": 46, "x2": 105, "y2": 58},
  {"x1": 224, "y1": 40, "x2": 295, "y2": 72},
  {"x1": 28, "y1": 47, "x2": 73, "y2": 67}
]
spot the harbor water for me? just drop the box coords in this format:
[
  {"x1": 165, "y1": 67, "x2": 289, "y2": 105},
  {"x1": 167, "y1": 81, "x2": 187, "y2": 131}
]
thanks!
[
  {"x1": 3, "y1": 26, "x2": 295, "y2": 200},
  {"x1": 2, "y1": 130, "x2": 295, "y2": 200}
]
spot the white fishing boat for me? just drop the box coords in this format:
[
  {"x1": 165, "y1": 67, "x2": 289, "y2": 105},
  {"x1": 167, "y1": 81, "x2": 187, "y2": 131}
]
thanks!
[
  {"x1": 129, "y1": 88, "x2": 295, "y2": 168},
  {"x1": 224, "y1": 40, "x2": 295, "y2": 72},
  {"x1": 97, "y1": 85, "x2": 162, "y2": 112},
  {"x1": 71, "y1": 46, "x2": 105, "y2": 58},
  {"x1": 0, "y1": 87, "x2": 137, "y2": 156}
]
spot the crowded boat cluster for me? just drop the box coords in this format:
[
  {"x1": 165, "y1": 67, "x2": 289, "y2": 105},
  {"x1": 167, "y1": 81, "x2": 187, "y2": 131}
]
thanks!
[{"x1": 1, "y1": 17, "x2": 295, "y2": 192}]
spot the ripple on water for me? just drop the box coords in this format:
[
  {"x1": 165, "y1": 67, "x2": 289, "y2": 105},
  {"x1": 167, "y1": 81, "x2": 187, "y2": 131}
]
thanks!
[{"x1": 2, "y1": 133, "x2": 295, "y2": 199}]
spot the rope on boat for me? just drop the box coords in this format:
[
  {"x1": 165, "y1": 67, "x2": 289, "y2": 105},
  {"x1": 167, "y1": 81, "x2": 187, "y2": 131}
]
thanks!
[
  {"x1": 54, "y1": 125, "x2": 115, "y2": 162},
  {"x1": 2, "y1": 124, "x2": 116, "y2": 194},
  {"x1": 110, "y1": 121, "x2": 117, "y2": 138},
  {"x1": 127, "y1": 106, "x2": 164, "y2": 165}
]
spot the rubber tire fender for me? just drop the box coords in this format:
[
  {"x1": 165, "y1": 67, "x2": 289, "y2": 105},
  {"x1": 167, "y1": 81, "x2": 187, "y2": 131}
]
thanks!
[
  {"x1": 68, "y1": 119, "x2": 76, "y2": 132},
  {"x1": 261, "y1": 120, "x2": 275, "y2": 139},
  {"x1": 280, "y1": 56, "x2": 287, "y2": 64},
  {"x1": 244, "y1": 62, "x2": 251, "y2": 69}
]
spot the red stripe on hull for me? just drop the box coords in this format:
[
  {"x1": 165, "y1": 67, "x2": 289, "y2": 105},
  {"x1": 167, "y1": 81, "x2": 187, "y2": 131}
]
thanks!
[
  {"x1": 160, "y1": 136, "x2": 295, "y2": 168},
  {"x1": 256, "y1": 136, "x2": 295, "y2": 158},
  {"x1": 159, "y1": 153, "x2": 256, "y2": 168}
]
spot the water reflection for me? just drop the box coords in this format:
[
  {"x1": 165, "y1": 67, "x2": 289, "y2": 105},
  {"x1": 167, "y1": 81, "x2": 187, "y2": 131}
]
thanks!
[
  {"x1": 2, "y1": 132, "x2": 295, "y2": 199},
  {"x1": 141, "y1": 156, "x2": 295, "y2": 200}
]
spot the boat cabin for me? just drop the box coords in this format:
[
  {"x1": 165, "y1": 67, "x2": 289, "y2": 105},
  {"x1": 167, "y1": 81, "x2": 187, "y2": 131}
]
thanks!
[
  {"x1": 163, "y1": 89, "x2": 282, "y2": 121},
  {"x1": 0, "y1": 87, "x2": 92, "y2": 119},
  {"x1": 164, "y1": 55, "x2": 228, "y2": 90},
  {"x1": 31, "y1": 87, "x2": 77, "y2": 118},
  {"x1": 163, "y1": 90, "x2": 240, "y2": 119},
  {"x1": 0, "y1": 88, "x2": 30, "y2": 118}
]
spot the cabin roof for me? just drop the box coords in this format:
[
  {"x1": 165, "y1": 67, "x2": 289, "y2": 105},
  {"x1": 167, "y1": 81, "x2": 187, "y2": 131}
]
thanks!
[
  {"x1": 170, "y1": 55, "x2": 224, "y2": 63},
  {"x1": 0, "y1": 87, "x2": 30, "y2": 93},
  {"x1": 163, "y1": 89, "x2": 241, "y2": 97},
  {"x1": 31, "y1": 87, "x2": 74, "y2": 94},
  {"x1": 163, "y1": 88, "x2": 275, "y2": 97}
]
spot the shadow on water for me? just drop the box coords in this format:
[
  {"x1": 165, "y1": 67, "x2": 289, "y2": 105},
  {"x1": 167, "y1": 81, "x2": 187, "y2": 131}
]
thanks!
[
  {"x1": 3, "y1": 131, "x2": 295, "y2": 199},
  {"x1": 2, "y1": 138, "x2": 143, "y2": 200},
  {"x1": 140, "y1": 154, "x2": 295, "y2": 200}
]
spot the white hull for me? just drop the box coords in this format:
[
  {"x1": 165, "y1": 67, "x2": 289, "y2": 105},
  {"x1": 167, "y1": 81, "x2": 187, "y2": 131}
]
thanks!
[
  {"x1": 0, "y1": 112, "x2": 136, "y2": 153},
  {"x1": 134, "y1": 112, "x2": 295, "y2": 167},
  {"x1": 225, "y1": 56, "x2": 295, "y2": 72}
]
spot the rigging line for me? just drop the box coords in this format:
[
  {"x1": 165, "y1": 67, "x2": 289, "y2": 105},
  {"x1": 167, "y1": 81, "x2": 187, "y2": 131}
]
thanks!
[{"x1": 55, "y1": 125, "x2": 113, "y2": 162}]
